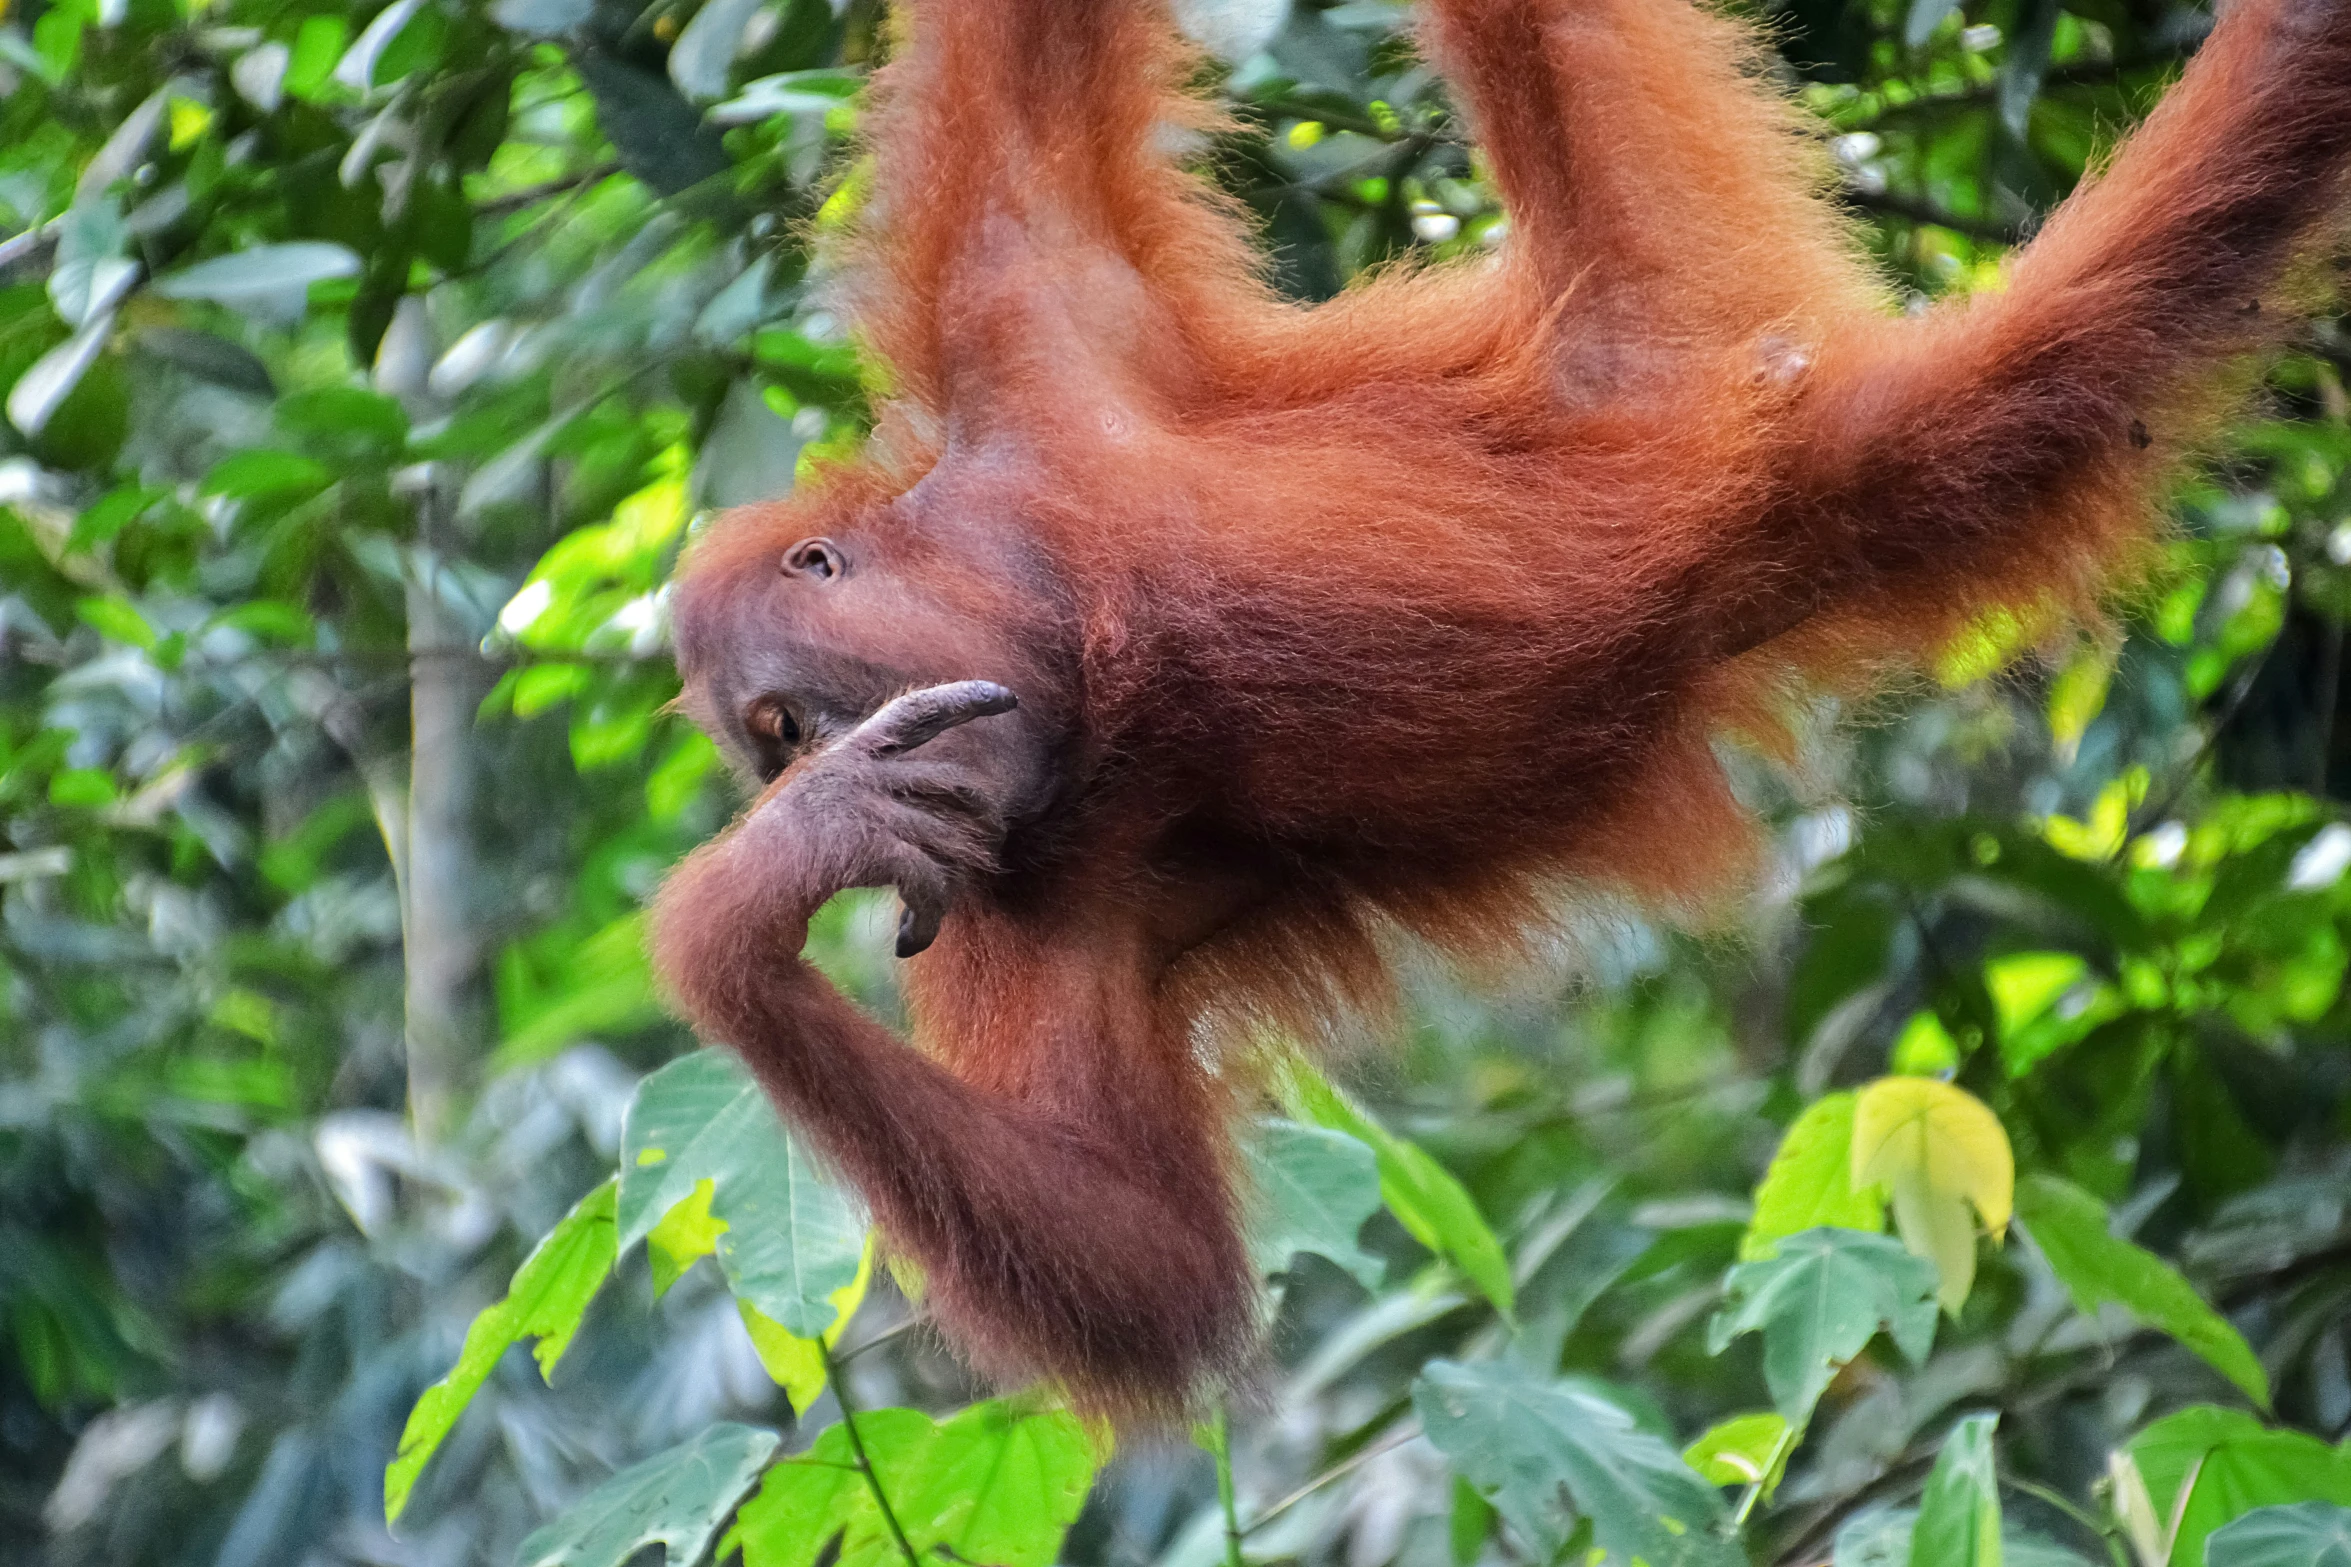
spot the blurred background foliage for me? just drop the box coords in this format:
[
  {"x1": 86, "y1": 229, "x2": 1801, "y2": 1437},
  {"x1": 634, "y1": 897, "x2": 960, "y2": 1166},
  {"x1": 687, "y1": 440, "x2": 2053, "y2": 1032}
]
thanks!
[{"x1": 2, "y1": 0, "x2": 2349, "y2": 1562}]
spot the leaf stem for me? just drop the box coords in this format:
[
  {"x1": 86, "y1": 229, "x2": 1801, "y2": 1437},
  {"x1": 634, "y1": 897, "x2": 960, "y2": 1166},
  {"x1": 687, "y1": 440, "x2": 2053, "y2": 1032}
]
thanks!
[
  {"x1": 1733, "y1": 1424, "x2": 1799, "y2": 1531},
  {"x1": 818, "y1": 1340, "x2": 920, "y2": 1567},
  {"x1": 2000, "y1": 1472, "x2": 2130, "y2": 1567},
  {"x1": 1207, "y1": 1405, "x2": 1246, "y2": 1567},
  {"x1": 1244, "y1": 1424, "x2": 1420, "y2": 1536}
]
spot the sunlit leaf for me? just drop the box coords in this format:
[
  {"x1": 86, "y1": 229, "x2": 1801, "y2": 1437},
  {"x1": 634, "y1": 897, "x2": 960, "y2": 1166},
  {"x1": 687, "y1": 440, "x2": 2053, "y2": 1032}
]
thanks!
[
  {"x1": 729, "y1": 1403, "x2": 1099, "y2": 1567},
  {"x1": 1852, "y1": 1077, "x2": 2014, "y2": 1313},
  {"x1": 619, "y1": 1051, "x2": 866, "y2": 1338},
  {"x1": 1742, "y1": 1091, "x2": 1886, "y2": 1260},
  {"x1": 2126, "y1": 1407, "x2": 2351, "y2": 1567},
  {"x1": 385, "y1": 1180, "x2": 618, "y2": 1525},
  {"x1": 1683, "y1": 1412, "x2": 1792, "y2": 1497}
]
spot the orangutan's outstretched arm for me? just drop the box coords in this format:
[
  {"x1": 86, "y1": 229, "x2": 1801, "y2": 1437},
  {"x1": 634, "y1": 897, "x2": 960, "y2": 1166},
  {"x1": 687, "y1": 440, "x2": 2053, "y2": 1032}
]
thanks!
[
  {"x1": 856, "y1": 0, "x2": 1267, "y2": 422},
  {"x1": 1418, "y1": 0, "x2": 1876, "y2": 352},
  {"x1": 1729, "y1": 0, "x2": 2351, "y2": 659}
]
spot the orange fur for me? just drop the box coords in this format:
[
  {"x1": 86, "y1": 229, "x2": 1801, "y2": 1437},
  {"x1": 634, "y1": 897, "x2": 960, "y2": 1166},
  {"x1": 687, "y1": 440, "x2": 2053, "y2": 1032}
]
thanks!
[{"x1": 652, "y1": 0, "x2": 2351, "y2": 1417}]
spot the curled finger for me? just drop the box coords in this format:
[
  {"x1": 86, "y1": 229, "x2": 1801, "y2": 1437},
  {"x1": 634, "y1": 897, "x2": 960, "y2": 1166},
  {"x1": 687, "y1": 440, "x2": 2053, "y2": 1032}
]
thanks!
[{"x1": 856, "y1": 681, "x2": 1019, "y2": 758}]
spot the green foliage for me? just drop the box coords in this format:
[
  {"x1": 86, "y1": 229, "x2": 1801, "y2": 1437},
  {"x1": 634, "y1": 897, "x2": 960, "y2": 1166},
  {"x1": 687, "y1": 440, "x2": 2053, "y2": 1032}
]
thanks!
[
  {"x1": 618, "y1": 1049, "x2": 866, "y2": 1338},
  {"x1": 1741, "y1": 1091, "x2": 1886, "y2": 1261},
  {"x1": 1280, "y1": 1057, "x2": 1515, "y2": 1317},
  {"x1": 727, "y1": 1403, "x2": 1100, "y2": 1567},
  {"x1": 514, "y1": 1422, "x2": 780, "y2": 1567},
  {"x1": 1911, "y1": 1414, "x2": 2004, "y2": 1567},
  {"x1": 1242, "y1": 1116, "x2": 1386, "y2": 1289},
  {"x1": 384, "y1": 1177, "x2": 618, "y2": 1524},
  {"x1": 1416, "y1": 1359, "x2": 1737, "y2": 1567},
  {"x1": 8, "y1": 0, "x2": 2351, "y2": 1559},
  {"x1": 2122, "y1": 1409, "x2": 2351, "y2": 1567},
  {"x1": 2208, "y1": 1505, "x2": 2351, "y2": 1567},
  {"x1": 1682, "y1": 1412, "x2": 1793, "y2": 1497},
  {"x1": 1709, "y1": 1228, "x2": 1941, "y2": 1431},
  {"x1": 2016, "y1": 1174, "x2": 2270, "y2": 1408}
]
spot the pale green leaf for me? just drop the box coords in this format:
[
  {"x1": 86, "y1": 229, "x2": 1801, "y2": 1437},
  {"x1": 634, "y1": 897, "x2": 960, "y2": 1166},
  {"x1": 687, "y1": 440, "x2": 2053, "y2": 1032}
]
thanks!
[
  {"x1": 1707, "y1": 1228, "x2": 1939, "y2": 1430},
  {"x1": 1910, "y1": 1413, "x2": 2002, "y2": 1567},
  {"x1": 619, "y1": 1050, "x2": 866, "y2": 1337},
  {"x1": 1415, "y1": 1359, "x2": 1737, "y2": 1567},
  {"x1": 2207, "y1": 1504, "x2": 2351, "y2": 1567},
  {"x1": 1243, "y1": 1117, "x2": 1384, "y2": 1288},
  {"x1": 513, "y1": 1421, "x2": 779, "y2": 1567},
  {"x1": 151, "y1": 242, "x2": 361, "y2": 304},
  {"x1": 1279, "y1": 1059, "x2": 1514, "y2": 1318}
]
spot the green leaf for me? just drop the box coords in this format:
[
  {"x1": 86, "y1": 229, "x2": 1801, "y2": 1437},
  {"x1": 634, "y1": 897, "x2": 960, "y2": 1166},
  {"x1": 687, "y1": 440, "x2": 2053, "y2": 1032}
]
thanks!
[
  {"x1": 2208, "y1": 1505, "x2": 2351, "y2": 1567},
  {"x1": 646, "y1": 1178, "x2": 727, "y2": 1297},
  {"x1": 669, "y1": 0, "x2": 767, "y2": 98},
  {"x1": 1742, "y1": 1092, "x2": 1886, "y2": 1261},
  {"x1": 1278, "y1": 1058, "x2": 1514, "y2": 1318},
  {"x1": 1242, "y1": 1117, "x2": 1383, "y2": 1288},
  {"x1": 1683, "y1": 1412, "x2": 1792, "y2": 1496},
  {"x1": 1707, "y1": 1228, "x2": 1939, "y2": 1430},
  {"x1": 75, "y1": 595, "x2": 154, "y2": 648},
  {"x1": 151, "y1": 243, "x2": 361, "y2": 304},
  {"x1": 736, "y1": 1243, "x2": 872, "y2": 1414},
  {"x1": 2015, "y1": 1174, "x2": 2269, "y2": 1408},
  {"x1": 1836, "y1": 1511, "x2": 2093, "y2": 1567},
  {"x1": 2125, "y1": 1407, "x2": 2351, "y2": 1567},
  {"x1": 7, "y1": 313, "x2": 112, "y2": 438},
  {"x1": 385, "y1": 1179, "x2": 618, "y2": 1525},
  {"x1": 1415, "y1": 1359, "x2": 1738, "y2": 1567},
  {"x1": 514, "y1": 1421, "x2": 780, "y2": 1567},
  {"x1": 897, "y1": 1402, "x2": 1103, "y2": 1567},
  {"x1": 730, "y1": 1404, "x2": 1100, "y2": 1567},
  {"x1": 618, "y1": 1051, "x2": 866, "y2": 1337},
  {"x1": 1911, "y1": 1413, "x2": 2002, "y2": 1567},
  {"x1": 728, "y1": 1424, "x2": 871, "y2": 1567},
  {"x1": 48, "y1": 767, "x2": 117, "y2": 808},
  {"x1": 199, "y1": 449, "x2": 336, "y2": 503}
]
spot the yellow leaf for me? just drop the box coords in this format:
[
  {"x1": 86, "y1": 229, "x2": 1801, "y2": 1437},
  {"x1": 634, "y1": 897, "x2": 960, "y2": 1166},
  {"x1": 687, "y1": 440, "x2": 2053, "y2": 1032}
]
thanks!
[
  {"x1": 737, "y1": 1240, "x2": 874, "y2": 1413},
  {"x1": 2047, "y1": 642, "x2": 2116, "y2": 766},
  {"x1": 1851, "y1": 1077, "x2": 2014, "y2": 1315},
  {"x1": 646, "y1": 1178, "x2": 727, "y2": 1297}
]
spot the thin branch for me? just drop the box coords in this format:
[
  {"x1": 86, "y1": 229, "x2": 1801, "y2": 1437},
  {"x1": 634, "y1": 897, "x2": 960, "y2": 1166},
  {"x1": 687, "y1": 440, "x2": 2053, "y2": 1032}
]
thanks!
[
  {"x1": 818, "y1": 1341, "x2": 921, "y2": 1567},
  {"x1": 1243, "y1": 1424, "x2": 1420, "y2": 1536},
  {"x1": 2001, "y1": 1472, "x2": 2129, "y2": 1567},
  {"x1": 1843, "y1": 188, "x2": 2024, "y2": 245},
  {"x1": 834, "y1": 1316, "x2": 919, "y2": 1365},
  {"x1": 477, "y1": 162, "x2": 621, "y2": 217},
  {"x1": 1206, "y1": 1406, "x2": 1246, "y2": 1567},
  {"x1": 2130, "y1": 639, "x2": 2277, "y2": 838}
]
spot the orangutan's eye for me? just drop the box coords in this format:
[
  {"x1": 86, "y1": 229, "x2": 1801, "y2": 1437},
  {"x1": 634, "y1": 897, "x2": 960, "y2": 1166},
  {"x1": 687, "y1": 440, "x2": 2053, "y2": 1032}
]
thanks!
[
  {"x1": 744, "y1": 697, "x2": 803, "y2": 779},
  {"x1": 783, "y1": 538, "x2": 844, "y2": 580}
]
